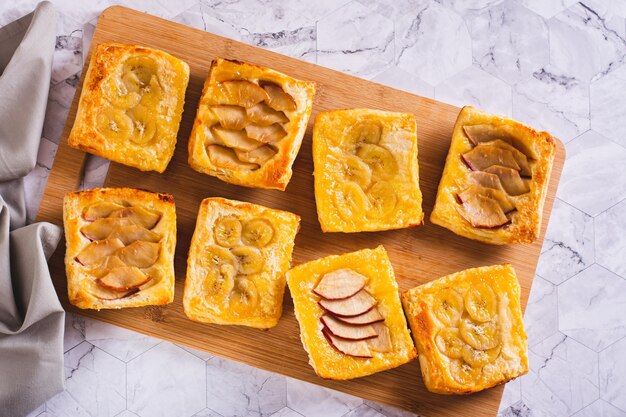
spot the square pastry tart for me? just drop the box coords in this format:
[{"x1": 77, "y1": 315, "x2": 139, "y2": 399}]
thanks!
[
  {"x1": 188, "y1": 58, "x2": 316, "y2": 191},
  {"x1": 183, "y1": 197, "x2": 300, "y2": 329},
  {"x1": 63, "y1": 187, "x2": 176, "y2": 310},
  {"x1": 68, "y1": 43, "x2": 190, "y2": 173},
  {"x1": 401, "y1": 264, "x2": 528, "y2": 394},
  {"x1": 430, "y1": 106, "x2": 557, "y2": 244},
  {"x1": 286, "y1": 246, "x2": 416, "y2": 380},
  {"x1": 313, "y1": 108, "x2": 423, "y2": 232}
]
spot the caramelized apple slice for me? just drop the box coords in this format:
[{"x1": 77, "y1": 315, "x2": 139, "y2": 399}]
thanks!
[
  {"x1": 261, "y1": 82, "x2": 296, "y2": 112},
  {"x1": 313, "y1": 268, "x2": 367, "y2": 300},
  {"x1": 211, "y1": 105, "x2": 247, "y2": 130},
  {"x1": 97, "y1": 266, "x2": 152, "y2": 291},
  {"x1": 75, "y1": 238, "x2": 125, "y2": 266},
  {"x1": 319, "y1": 290, "x2": 377, "y2": 317},
  {"x1": 108, "y1": 225, "x2": 161, "y2": 245},
  {"x1": 244, "y1": 123, "x2": 287, "y2": 144},
  {"x1": 109, "y1": 206, "x2": 161, "y2": 229},
  {"x1": 484, "y1": 165, "x2": 531, "y2": 196},
  {"x1": 219, "y1": 80, "x2": 268, "y2": 108},
  {"x1": 335, "y1": 307, "x2": 385, "y2": 325},
  {"x1": 246, "y1": 102, "x2": 288, "y2": 126},
  {"x1": 463, "y1": 124, "x2": 537, "y2": 159},
  {"x1": 235, "y1": 145, "x2": 277, "y2": 165},
  {"x1": 322, "y1": 327, "x2": 372, "y2": 358},
  {"x1": 367, "y1": 322, "x2": 392, "y2": 353},
  {"x1": 116, "y1": 241, "x2": 160, "y2": 268},
  {"x1": 464, "y1": 171, "x2": 506, "y2": 193},
  {"x1": 80, "y1": 218, "x2": 135, "y2": 241},
  {"x1": 90, "y1": 255, "x2": 127, "y2": 278},
  {"x1": 458, "y1": 185, "x2": 515, "y2": 213},
  {"x1": 461, "y1": 144, "x2": 520, "y2": 172},
  {"x1": 321, "y1": 314, "x2": 377, "y2": 340},
  {"x1": 457, "y1": 193, "x2": 510, "y2": 229},
  {"x1": 82, "y1": 202, "x2": 125, "y2": 221},
  {"x1": 87, "y1": 281, "x2": 139, "y2": 300},
  {"x1": 485, "y1": 140, "x2": 532, "y2": 177},
  {"x1": 211, "y1": 126, "x2": 264, "y2": 151},
  {"x1": 208, "y1": 145, "x2": 259, "y2": 171}
]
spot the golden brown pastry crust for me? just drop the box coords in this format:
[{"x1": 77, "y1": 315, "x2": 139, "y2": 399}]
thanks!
[
  {"x1": 430, "y1": 106, "x2": 557, "y2": 244},
  {"x1": 401, "y1": 264, "x2": 528, "y2": 394},
  {"x1": 68, "y1": 43, "x2": 190, "y2": 173},
  {"x1": 313, "y1": 108, "x2": 423, "y2": 232},
  {"x1": 188, "y1": 58, "x2": 316, "y2": 191},
  {"x1": 183, "y1": 197, "x2": 300, "y2": 329},
  {"x1": 63, "y1": 187, "x2": 176, "y2": 310},
  {"x1": 287, "y1": 246, "x2": 417, "y2": 380}
]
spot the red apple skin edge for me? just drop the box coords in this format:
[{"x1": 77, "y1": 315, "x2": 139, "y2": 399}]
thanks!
[
  {"x1": 321, "y1": 327, "x2": 372, "y2": 359},
  {"x1": 320, "y1": 316, "x2": 378, "y2": 341}
]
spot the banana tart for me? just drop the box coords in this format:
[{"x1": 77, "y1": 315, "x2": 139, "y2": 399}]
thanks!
[
  {"x1": 313, "y1": 109, "x2": 423, "y2": 232},
  {"x1": 183, "y1": 197, "x2": 300, "y2": 329},
  {"x1": 287, "y1": 246, "x2": 416, "y2": 380},
  {"x1": 63, "y1": 187, "x2": 176, "y2": 310},
  {"x1": 402, "y1": 264, "x2": 528, "y2": 394},
  {"x1": 68, "y1": 43, "x2": 190, "y2": 173},
  {"x1": 430, "y1": 106, "x2": 557, "y2": 244},
  {"x1": 188, "y1": 58, "x2": 316, "y2": 191}
]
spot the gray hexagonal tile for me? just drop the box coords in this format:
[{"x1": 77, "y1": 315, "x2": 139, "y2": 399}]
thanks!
[
  {"x1": 63, "y1": 313, "x2": 86, "y2": 353},
  {"x1": 437, "y1": 0, "x2": 504, "y2": 15},
  {"x1": 524, "y1": 276, "x2": 559, "y2": 345},
  {"x1": 515, "y1": 0, "x2": 576, "y2": 19},
  {"x1": 269, "y1": 407, "x2": 304, "y2": 417},
  {"x1": 596, "y1": 199, "x2": 626, "y2": 278},
  {"x1": 364, "y1": 400, "x2": 416, "y2": 417},
  {"x1": 558, "y1": 131, "x2": 626, "y2": 216},
  {"x1": 591, "y1": 70, "x2": 626, "y2": 148},
  {"x1": 572, "y1": 399, "x2": 626, "y2": 417},
  {"x1": 115, "y1": 411, "x2": 141, "y2": 417},
  {"x1": 127, "y1": 342, "x2": 206, "y2": 417},
  {"x1": 521, "y1": 333, "x2": 599, "y2": 415},
  {"x1": 499, "y1": 379, "x2": 521, "y2": 414},
  {"x1": 498, "y1": 400, "x2": 531, "y2": 417},
  {"x1": 286, "y1": 377, "x2": 362, "y2": 417},
  {"x1": 317, "y1": 2, "x2": 394, "y2": 78},
  {"x1": 548, "y1": 3, "x2": 626, "y2": 82},
  {"x1": 435, "y1": 66, "x2": 512, "y2": 116},
  {"x1": 395, "y1": 1, "x2": 471, "y2": 85},
  {"x1": 512, "y1": 66, "x2": 589, "y2": 143},
  {"x1": 192, "y1": 408, "x2": 223, "y2": 417},
  {"x1": 85, "y1": 319, "x2": 160, "y2": 362},
  {"x1": 52, "y1": 12, "x2": 83, "y2": 85},
  {"x1": 172, "y1": 3, "x2": 246, "y2": 44},
  {"x1": 559, "y1": 264, "x2": 626, "y2": 351},
  {"x1": 600, "y1": 337, "x2": 626, "y2": 412},
  {"x1": 371, "y1": 66, "x2": 434, "y2": 98},
  {"x1": 206, "y1": 357, "x2": 285, "y2": 417},
  {"x1": 468, "y1": 1, "x2": 549, "y2": 84},
  {"x1": 342, "y1": 404, "x2": 386, "y2": 417},
  {"x1": 537, "y1": 199, "x2": 594, "y2": 285}
]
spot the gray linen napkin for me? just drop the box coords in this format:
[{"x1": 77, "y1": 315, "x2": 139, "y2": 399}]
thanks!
[{"x1": 0, "y1": 3, "x2": 66, "y2": 417}]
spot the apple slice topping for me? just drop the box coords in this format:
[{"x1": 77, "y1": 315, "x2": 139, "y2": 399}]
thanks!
[
  {"x1": 485, "y1": 139, "x2": 532, "y2": 177},
  {"x1": 244, "y1": 123, "x2": 287, "y2": 144},
  {"x1": 87, "y1": 279, "x2": 139, "y2": 300},
  {"x1": 80, "y1": 218, "x2": 135, "y2": 241},
  {"x1": 322, "y1": 327, "x2": 372, "y2": 358},
  {"x1": 75, "y1": 238, "x2": 125, "y2": 266},
  {"x1": 464, "y1": 171, "x2": 507, "y2": 193},
  {"x1": 321, "y1": 314, "x2": 377, "y2": 340},
  {"x1": 458, "y1": 185, "x2": 515, "y2": 213},
  {"x1": 461, "y1": 144, "x2": 520, "y2": 172},
  {"x1": 457, "y1": 193, "x2": 510, "y2": 229},
  {"x1": 246, "y1": 102, "x2": 288, "y2": 126},
  {"x1": 484, "y1": 165, "x2": 531, "y2": 196},
  {"x1": 462, "y1": 124, "x2": 537, "y2": 159},
  {"x1": 260, "y1": 82, "x2": 297, "y2": 112},
  {"x1": 235, "y1": 145, "x2": 277, "y2": 166},
  {"x1": 335, "y1": 307, "x2": 385, "y2": 325},
  {"x1": 97, "y1": 266, "x2": 152, "y2": 291},
  {"x1": 211, "y1": 105, "x2": 247, "y2": 130},
  {"x1": 109, "y1": 206, "x2": 161, "y2": 229},
  {"x1": 90, "y1": 255, "x2": 127, "y2": 278},
  {"x1": 219, "y1": 80, "x2": 269, "y2": 108},
  {"x1": 108, "y1": 225, "x2": 161, "y2": 245},
  {"x1": 116, "y1": 241, "x2": 160, "y2": 268},
  {"x1": 367, "y1": 322, "x2": 392, "y2": 353},
  {"x1": 313, "y1": 268, "x2": 367, "y2": 300},
  {"x1": 211, "y1": 126, "x2": 264, "y2": 152},
  {"x1": 319, "y1": 289, "x2": 377, "y2": 317},
  {"x1": 82, "y1": 202, "x2": 126, "y2": 221}
]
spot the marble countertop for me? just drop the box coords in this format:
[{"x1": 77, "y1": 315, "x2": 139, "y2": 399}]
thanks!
[{"x1": 4, "y1": 0, "x2": 626, "y2": 416}]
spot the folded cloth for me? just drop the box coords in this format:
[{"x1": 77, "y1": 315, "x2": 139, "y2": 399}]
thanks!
[{"x1": 0, "y1": 3, "x2": 65, "y2": 417}]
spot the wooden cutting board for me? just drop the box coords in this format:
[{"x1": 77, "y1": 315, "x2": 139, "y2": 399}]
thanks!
[{"x1": 37, "y1": 6, "x2": 565, "y2": 416}]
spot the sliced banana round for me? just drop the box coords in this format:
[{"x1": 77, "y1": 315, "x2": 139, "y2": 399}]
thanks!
[
  {"x1": 104, "y1": 77, "x2": 141, "y2": 109},
  {"x1": 213, "y1": 216, "x2": 242, "y2": 248},
  {"x1": 202, "y1": 263, "x2": 236, "y2": 298},
  {"x1": 127, "y1": 105, "x2": 157, "y2": 144},
  {"x1": 459, "y1": 317, "x2": 500, "y2": 350},
  {"x1": 462, "y1": 343, "x2": 501, "y2": 368},
  {"x1": 96, "y1": 107, "x2": 134, "y2": 142},
  {"x1": 229, "y1": 276, "x2": 259, "y2": 316},
  {"x1": 333, "y1": 182, "x2": 370, "y2": 221},
  {"x1": 356, "y1": 144, "x2": 398, "y2": 180},
  {"x1": 366, "y1": 181, "x2": 397, "y2": 219},
  {"x1": 231, "y1": 246, "x2": 264, "y2": 275},
  {"x1": 434, "y1": 327, "x2": 464, "y2": 359},
  {"x1": 241, "y1": 218, "x2": 274, "y2": 248},
  {"x1": 122, "y1": 56, "x2": 158, "y2": 91},
  {"x1": 433, "y1": 289, "x2": 464, "y2": 327},
  {"x1": 449, "y1": 359, "x2": 482, "y2": 385},
  {"x1": 352, "y1": 121, "x2": 382, "y2": 145},
  {"x1": 464, "y1": 283, "x2": 498, "y2": 323},
  {"x1": 139, "y1": 75, "x2": 163, "y2": 109},
  {"x1": 200, "y1": 245, "x2": 236, "y2": 269},
  {"x1": 341, "y1": 154, "x2": 372, "y2": 189}
]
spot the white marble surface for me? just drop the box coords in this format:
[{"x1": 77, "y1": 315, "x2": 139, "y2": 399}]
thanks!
[{"x1": 3, "y1": 0, "x2": 626, "y2": 416}]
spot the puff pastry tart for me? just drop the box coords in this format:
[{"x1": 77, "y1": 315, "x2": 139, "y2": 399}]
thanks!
[
  {"x1": 313, "y1": 109, "x2": 423, "y2": 232},
  {"x1": 183, "y1": 197, "x2": 300, "y2": 329},
  {"x1": 402, "y1": 264, "x2": 528, "y2": 394},
  {"x1": 63, "y1": 187, "x2": 176, "y2": 310},
  {"x1": 430, "y1": 106, "x2": 557, "y2": 244},
  {"x1": 68, "y1": 43, "x2": 190, "y2": 173},
  {"x1": 287, "y1": 246, "x2": 416, "y2": 380},
  {"x1": 188, "y1": 58, "x2": 316, "y2": 191}
]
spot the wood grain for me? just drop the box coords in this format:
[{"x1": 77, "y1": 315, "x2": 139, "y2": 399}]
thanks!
[{"x1": 37, "y1": 6, "x2": 565, "y2": 416}]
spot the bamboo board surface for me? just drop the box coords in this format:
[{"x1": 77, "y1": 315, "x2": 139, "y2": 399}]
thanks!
[{"x1": 37, "y1": 6, "x2": 565, "y2": 416}]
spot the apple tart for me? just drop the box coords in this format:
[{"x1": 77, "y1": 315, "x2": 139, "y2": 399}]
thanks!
[
  {"x1": 287, "y1": 246, "x2": 416, "y2": 380},
  {"x1": 402, "y1": 264, "x2": 528, "y2": 394},
  {"x1": 63, "y1": 188, "x2": 176, "y2": 310},
  {"x1": 313, "y1": 109, "x2": 423, "y2": 232},
  {"x1": 183, "y1": 197, "x2": 300, "y2": 329},
  {"x1": 430, "y1": 106, "x2": 557, "y2": 244},
  {"x1": 68, "y1": 43, "x2": 190, "y2": 173},
  {"x1": 188, "y1": 58, "x2": 316, "y2": 190}
]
